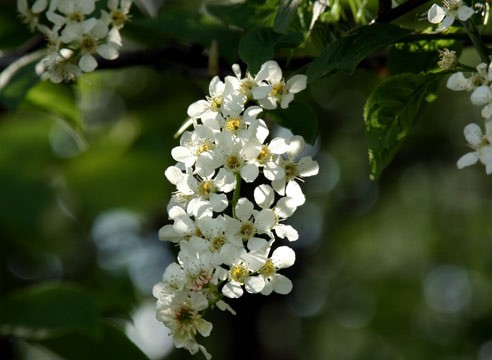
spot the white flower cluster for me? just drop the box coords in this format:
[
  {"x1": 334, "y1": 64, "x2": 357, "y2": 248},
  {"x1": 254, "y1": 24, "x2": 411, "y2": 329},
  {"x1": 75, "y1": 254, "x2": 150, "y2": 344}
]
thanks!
[
  {"x1": 427, "y1": 0, "x2": 474, "y2": 31},
  {"x1": 152, "y1": 60, "x2": 318, "y2": 358},
  {"x1": 17, "y1": 0, "x2": 132, "y2": 83},
  {"x1": 446, "y1": 63, "x2": 492, "y2": 174}
]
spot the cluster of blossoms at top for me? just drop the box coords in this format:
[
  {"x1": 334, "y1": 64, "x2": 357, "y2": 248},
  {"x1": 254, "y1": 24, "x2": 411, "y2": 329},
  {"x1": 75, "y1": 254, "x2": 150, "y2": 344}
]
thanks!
[
  {"x1": 152, "y1": 60, "x2": 318, "y2": 358},
  {"x1": 17, "y1": 0, "x2": 132, "y2": 83}
]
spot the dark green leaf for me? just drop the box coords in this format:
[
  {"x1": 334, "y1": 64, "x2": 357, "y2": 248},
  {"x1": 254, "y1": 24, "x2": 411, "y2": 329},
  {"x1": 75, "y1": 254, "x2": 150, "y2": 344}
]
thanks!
[
  {"x1": 205, "y1": 0, "x2": 278, "y2": 30},
  {"x1": 274, "y1": 0, "x2": 300, "y2": 34},
  {"x1": 306, "y1": 23, "x2": 413, "y2": 82},
  {"x1": 37, "y1": 322, "x2": 149, "y2": 360},
  {"x1": 364, "y1": 73, "x2": 443, "y2": 180},
  {"x1": 0, "y1": 283, "x2": 99, "y2": 339},
  {"x1": 269, "y1": 101, "x2": 318, "y2": 144},
  {"x1": 387, "y1": 39, "x2": 462, "y2": 75},
  {"x1": 239, "y1": 27, "x2": 303, "y2": 73}
]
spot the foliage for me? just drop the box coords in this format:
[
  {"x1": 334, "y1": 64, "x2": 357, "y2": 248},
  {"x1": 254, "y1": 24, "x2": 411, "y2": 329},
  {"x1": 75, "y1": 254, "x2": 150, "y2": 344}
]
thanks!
[{"x1": 1, "y1": 0, "x2": 492, "y2": 358}]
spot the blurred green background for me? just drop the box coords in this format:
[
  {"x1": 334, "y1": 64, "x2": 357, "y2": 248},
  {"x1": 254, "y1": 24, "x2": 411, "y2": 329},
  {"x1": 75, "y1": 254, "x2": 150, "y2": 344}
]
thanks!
[{"x1": 2, "y1": 0, "x2": 492, "y2": 359}]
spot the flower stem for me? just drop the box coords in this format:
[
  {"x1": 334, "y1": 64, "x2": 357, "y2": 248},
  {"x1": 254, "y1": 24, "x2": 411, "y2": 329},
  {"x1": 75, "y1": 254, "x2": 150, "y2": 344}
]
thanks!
[
  {"x1": 231, "y1": 172, "x2": 242, "y2": 217},
  {"x1": 462, "y1": 20, "x2": 490, "y2": 65}
]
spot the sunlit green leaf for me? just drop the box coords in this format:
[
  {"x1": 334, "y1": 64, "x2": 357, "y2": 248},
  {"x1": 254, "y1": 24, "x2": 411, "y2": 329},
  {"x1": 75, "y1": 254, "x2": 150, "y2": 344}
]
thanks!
[
  {"x1": 274, "y1": 0, "x2": 300, "y2": 34},
  {"x1": 37, "y1": 322, "x2": 149, "y2": 360},
  {"x1": 269, "y1": 101, "x2": 318, "y2": 144},
  {"x1": 364, "y1": 73, "x2": 443, "y2": 180},
  {"x1": 25, "y1": 81, "x2": 83, "y2": 133},
  {"x1": 239, "y1": 27, "x2": 303, "y2": 73},
  {"x1": 0, "y1": 283, "x2": 99, "y2": 339},
  {"x1": 306, "y1": 23, "x2": 413, "y2": 82}
]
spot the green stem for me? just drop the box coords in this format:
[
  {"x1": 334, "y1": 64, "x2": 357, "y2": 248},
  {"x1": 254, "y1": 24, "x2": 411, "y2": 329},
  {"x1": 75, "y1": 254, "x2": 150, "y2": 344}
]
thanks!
[
  {"x1": 231, "y1": 172, "x2": 242, "y2": 217},
  {"x1": 462, "y1": 20, "x2": 490, "y2": 65}
]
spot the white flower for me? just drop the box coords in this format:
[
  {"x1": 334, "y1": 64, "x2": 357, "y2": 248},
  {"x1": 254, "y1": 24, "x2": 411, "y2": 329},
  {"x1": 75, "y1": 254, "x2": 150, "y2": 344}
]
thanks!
[
  {"x1": 427, "y1": 0, "x2": 474, "y2": 31},
  {"x1": 254, "y1": 184, "x2": 299, "y2": 241},
  {"x1": 102, "y1": 0, "x2": 133, "y2": 30},
  {"x1": 155, "y1": 291, "x2": 213, "y2": 360},
  {"x1": 37, "y1": 48, "x2": 82, "y2": 83},
  {"x1": 234, "y1": 197, "x2": 276, "y2": 250},
  {"x1": 457, "y1": 121, "x2": 492, "y2": 174},
  {"x1": 254, "y1": 60, "x2": 308, "y2": 109},
  {"x1": 251, "y1": 245, "x2": 296, "y2": 296},
  {"x1": 17, "y1": 0, "x2": 48, "y2": 31},
  {"x1": 46, "y1": 0, "x2": 97, "y2": 34},
  {"x1": 270, "y1": 135, "x2": 319, "y2": 206}
]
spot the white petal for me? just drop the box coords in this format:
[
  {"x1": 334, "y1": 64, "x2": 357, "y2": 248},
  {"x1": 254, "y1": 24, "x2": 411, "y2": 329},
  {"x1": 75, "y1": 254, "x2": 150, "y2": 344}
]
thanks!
[
  {"x1": 286, "y1": 181, "x2": 305, "y2": 206},
  {"x1": 457, "y1": 152, "x2": 479, "y2": 169},
  {"x1": 458, "y1": 5, "x2": 474, "y2": 21},
  {"x1": 428, "y1": 3, "x2": 446, "y2": 23},
  {"x1": 222, "y1": 282, "x2": 244, "y2": 298},
  {"x1": 298, "y1": 156, "x2": 319, "y2": 177},
  {"x1": 196, "y1": 319, "x2": 213, "y2": 337},
  {"x1": 446, "y1": 72, "x2": 470, "y2": 91},
  {"x1": 440, "y1": 14, "x2": 455, "y2": 30},
  {"x1": 280, "y1": 92, "x2": 295, "y2": 109},
  {"x1": 255, "y1": 209, "x2": 276, "y2": 231},
  {"x1": 272, "y1": 246, "x2": 296, "y2": 268},
  {"x1": 79, "y1": 53, "x2": 98, "y2": 72},
  {"x1": 272, "y1": 274, "x2": 293, "y2": 295},
  {"x1": 470, "y1": 85, "x2": 492, "y2": 106},
  {"x1": 187, "y1": 100, "x2": 209, "y2": 118},
  {"x1": 240, "y1": 164, "x2": 259, "y2": 183},
  {"x1": 171, "y1": 146, "x2": 194, "y2": 167},
  {"x1": 287, "y1": 135, "x2": 305, "y2": 159},
  {"x1": 275, "y1": 224, "x2": 299, "y2": 241},
  {"x1": 164, "y1": 166, "x2": 183, "y2": 185},
  {"x1": 252, "y1": 85, "x2": 272, "y2": 100},
  {"x1": 464, "y1": 123, "x2": 483, "y2": 146},
  {"x1": 254, "y1": 184, "x2": 274, "y2": 208},
  {"x1": 235, "y1": 198, "x2": 254, "y2": 221},
  {"x1": 269, "y1": 137, "x2": 289, "y2": 154},
  {"x1": 97, "y1": 44, "x2": 119, "y2": 60},
  {"x1": 245, "y1": 276, "x2": 266, "y2": 293},
  {"x1": 287, "y1": 74, "x2": 307, "y2": 93}
]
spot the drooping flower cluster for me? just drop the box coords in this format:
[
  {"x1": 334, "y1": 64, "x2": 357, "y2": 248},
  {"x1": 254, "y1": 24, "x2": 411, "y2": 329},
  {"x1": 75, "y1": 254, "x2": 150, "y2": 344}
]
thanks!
[
  {"x1": 153, "y1": 60, "x2": 318, "y2": 358},
  {"x1": 445, "y1": 62, "x2": 492, "y2": 173},
  {"x1": 17, "y1": 0, "x2": 132, "y2": 83}
]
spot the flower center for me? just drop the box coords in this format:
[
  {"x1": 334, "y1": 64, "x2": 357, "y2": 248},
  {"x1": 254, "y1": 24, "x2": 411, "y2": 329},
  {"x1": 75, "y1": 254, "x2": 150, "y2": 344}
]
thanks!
[
  {"x1": 230, "y1": 264, "x2": 248, "y2": 283},
  {"x1": 271, "y1": 83, "x2": 286, "y2": 97},
  {"x1": 198, "y1": 180, "x2": 216, "y2": 198},
  {"x1": 259, "y1": 259, "x2": 276, "y2": 277},
  {"x1": 239, "y1": 222, "x2": 254, "y2": 240},
  {"x1": 175, "y1": 305, "x2": 195, "y2": 324},
  {"x1": 225, "y1": 117, "x2": 242, "y2": 133},
  {"x1": 226, "y1": 155, "x2": 242, "y2": 171},
  {"x1": 80, "y1": 35, "x2": 97, "y2": 53},
  {"x1": 68, "y1": 12, "x2": 84, "y2": 23},
  {"x1": 211, "y1": 235, "x2": 226, "y2": 251},
  {"x1": 111, "y1": 10, "x2": 128, "y2": 27},
  {"x1": 256, "y1": 145, "x2": 270, "y2": 164},
  {"x1": 197, "y1": 141, "x2": 214, "y2": 155},
  {"x1": 209, "y1": 96, "x2": 222, "y2": 110},
  {"x1": 285, "y1": 162, "x2": 298, "y2": 179}
]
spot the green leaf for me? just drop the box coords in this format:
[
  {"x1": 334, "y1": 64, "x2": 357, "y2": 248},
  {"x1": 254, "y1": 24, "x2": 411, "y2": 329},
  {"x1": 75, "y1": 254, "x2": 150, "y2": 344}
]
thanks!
[
  {"x1": 239, "y1": 27, "x2": 303, "y2": 73},
  {"x1": 274, "y1": 0, "x2": 300, "y2": 34},
  {"x1": 306, "y1": 23, "x2": 413, "y2": 82},
  {"x1": 269, "y1": 101, "x2": 318, "y2": 144},
  {"x1": 205, "y1": 0, "x2": 278, "y2": 30},
  {"x1": 364, "y1": 73, "x2": 443, "y2": 180},
  {"x1": 37, "y1": 321, "x2": 149, "y2": 360},
  {"x1": 0, "y1": 283, "x2": 99, "y2": 339},
  {"x1": 25, "y1": 80, "x2": 84, "y2": 133}
]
